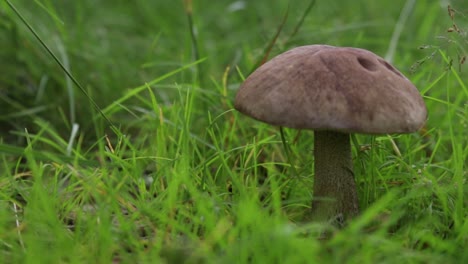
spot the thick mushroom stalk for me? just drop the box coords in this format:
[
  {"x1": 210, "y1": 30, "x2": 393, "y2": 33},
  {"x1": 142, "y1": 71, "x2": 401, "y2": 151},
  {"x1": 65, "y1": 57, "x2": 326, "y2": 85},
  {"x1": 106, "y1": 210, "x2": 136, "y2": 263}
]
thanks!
[{"x1": 312, "y1": 131, "x2": 358, "y2": 223}]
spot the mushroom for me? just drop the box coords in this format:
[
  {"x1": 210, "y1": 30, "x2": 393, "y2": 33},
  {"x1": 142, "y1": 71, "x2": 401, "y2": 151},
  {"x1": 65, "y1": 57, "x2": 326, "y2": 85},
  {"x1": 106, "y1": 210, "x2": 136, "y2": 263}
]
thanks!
[{"x1": 234, "y1": 45, "x2": 427, "y2": 223}]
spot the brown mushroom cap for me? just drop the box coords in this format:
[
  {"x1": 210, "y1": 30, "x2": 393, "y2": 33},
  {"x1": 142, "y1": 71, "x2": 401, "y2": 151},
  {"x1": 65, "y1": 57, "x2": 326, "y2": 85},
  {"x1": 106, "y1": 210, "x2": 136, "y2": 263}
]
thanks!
[{"x1": 235, "y1": 45, "x2": 427, "y2": 134}]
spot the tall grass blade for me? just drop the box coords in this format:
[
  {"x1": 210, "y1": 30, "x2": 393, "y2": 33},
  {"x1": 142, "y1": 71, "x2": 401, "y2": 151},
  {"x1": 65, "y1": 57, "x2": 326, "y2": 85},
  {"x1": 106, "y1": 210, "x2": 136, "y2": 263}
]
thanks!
[
  {"x1": 251, "y1": 4, "x2": 289, "y2": 72},
  {"x1": 184, "y1": 0, "x2": 203, "y2": 84},
  {"x1": 286, "y1": 0, "x2": 316, "y2": 43},
  {"x1": 5, "y1": 0, "x2": 114, "y2": 129}
]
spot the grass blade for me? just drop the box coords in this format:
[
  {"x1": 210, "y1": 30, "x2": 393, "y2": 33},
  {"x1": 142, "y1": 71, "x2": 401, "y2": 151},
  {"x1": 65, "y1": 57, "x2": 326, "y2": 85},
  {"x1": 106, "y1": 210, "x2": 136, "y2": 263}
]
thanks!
[
  {"x1": 251, "y1": 4, "x2": 289, "y2": 72},
  {"x1": 5, "y1": 0, "x2": 114, "y2": 129},
  {"x1": 286, "y1": 0, "x2": 316, "y2": 44}
]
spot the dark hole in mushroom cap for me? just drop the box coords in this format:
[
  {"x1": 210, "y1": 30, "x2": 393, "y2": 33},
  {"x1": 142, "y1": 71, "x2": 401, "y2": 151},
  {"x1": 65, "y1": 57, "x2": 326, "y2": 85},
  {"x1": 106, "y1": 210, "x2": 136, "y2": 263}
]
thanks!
[
  {"x1": 378, "y1": 59, "x2": 404, "y2": 78},
  {"x1": 357, "y1": 57, "x2": 378, "y2": 71}
]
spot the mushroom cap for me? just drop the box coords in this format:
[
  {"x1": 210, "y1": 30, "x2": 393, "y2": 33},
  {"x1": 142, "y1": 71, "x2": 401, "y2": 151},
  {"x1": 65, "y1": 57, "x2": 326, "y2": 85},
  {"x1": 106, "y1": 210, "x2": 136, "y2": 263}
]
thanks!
[{"x1": 234, "y1": 45, "x2": 427, "y2": 134}]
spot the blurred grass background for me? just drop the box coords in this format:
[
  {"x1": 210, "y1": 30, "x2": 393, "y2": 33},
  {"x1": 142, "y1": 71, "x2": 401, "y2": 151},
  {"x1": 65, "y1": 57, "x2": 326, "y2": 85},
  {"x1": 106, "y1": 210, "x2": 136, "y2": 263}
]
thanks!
[
  {"x1": 0, "y1": 0, "x2": 467, "y2": 263},
  {"x1": 1, "y1": 0, "x2": 465, "y2": 139}
]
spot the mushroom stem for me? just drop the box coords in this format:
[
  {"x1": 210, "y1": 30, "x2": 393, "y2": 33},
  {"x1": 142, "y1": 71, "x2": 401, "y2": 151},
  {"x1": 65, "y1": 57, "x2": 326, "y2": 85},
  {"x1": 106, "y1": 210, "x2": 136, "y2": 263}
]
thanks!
[{"x1": 312, "y1": 130, "x2": 359, "y2": 224}]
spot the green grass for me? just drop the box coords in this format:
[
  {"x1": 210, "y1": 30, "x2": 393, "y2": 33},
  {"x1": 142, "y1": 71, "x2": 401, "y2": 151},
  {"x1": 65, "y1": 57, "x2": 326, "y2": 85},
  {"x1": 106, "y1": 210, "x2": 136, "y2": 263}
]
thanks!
[{"x1": 0, "y1": 0, "x2": 467, "y2": 263}]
